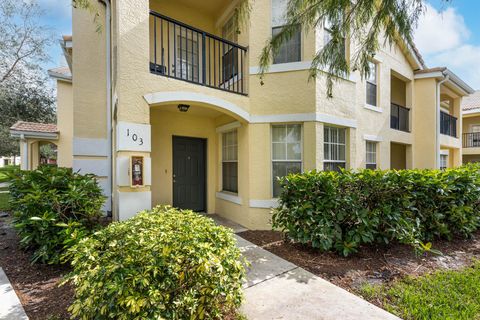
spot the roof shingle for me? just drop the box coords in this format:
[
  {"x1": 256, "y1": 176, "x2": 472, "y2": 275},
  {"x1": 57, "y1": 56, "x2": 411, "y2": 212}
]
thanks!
[
  {"x1": 10, "y1": 121, "x2": 58, "y2": 133},
  {"x1": 462, "y1": 91, "x2": 480, "y2": 112}
]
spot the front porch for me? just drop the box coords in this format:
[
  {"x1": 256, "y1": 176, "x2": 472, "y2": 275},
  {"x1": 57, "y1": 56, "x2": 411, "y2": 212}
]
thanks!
[{"x1": 149, "y1": 100, "x2": 255, "y2": 227}]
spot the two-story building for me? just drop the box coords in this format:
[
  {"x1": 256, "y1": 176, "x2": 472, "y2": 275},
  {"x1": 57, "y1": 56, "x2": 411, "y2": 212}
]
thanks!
[
  {"x1": 462, "y1": 91, "x2": 480, "y2": 163},
  {"x1": 11, "y1": 0, "x2": 474, "y2": 229}
]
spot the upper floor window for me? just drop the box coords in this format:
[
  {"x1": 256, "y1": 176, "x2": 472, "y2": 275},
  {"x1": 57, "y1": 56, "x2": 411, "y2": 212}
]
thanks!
[
  {"x1": 222, "y1": 130, "x2": 238, "y2": 193},
  {"x1": 366, "y1": 141, "x2": 377, "y2": 169},
  {"x1": 222, "y1": 16, "x2": 239, "y2": 82},
  {"x1": 272, "y1": 124, "x2": 302, "y2": 197},
  {"x1": 272, "y1": 0, "x2": 301, "y2": 64},
  {"x1": 324, "y1": 19, "x2": 346, "y2": 61},
  {"x1": 366, "y1": 61, "x2": 378, "y2": 106},
  {"x1": 324, "y1": 126, "x2": 346, "y2": 172},
  {"x1": 222, "y1": 16, "x2": 238, "y2": 43}
]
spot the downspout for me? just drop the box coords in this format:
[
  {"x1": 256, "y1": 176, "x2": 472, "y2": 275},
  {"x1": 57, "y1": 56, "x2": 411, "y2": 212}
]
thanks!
[
  {"x1": 436, "y1": 73, "x2": 449, "y2": 169},
  {"x1": 99, "y1": 0, "x2": 113, "y2": 215}
]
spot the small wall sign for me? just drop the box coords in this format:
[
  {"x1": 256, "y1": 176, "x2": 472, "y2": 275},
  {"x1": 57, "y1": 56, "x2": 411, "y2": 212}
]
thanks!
[{"x1": 117, "y1": 121, "x2": 151, "y2": 152}]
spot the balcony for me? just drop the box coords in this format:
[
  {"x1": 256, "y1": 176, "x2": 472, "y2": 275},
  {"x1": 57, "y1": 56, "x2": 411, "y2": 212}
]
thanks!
[
  {"x1": 149, "y1": 11, "x2": 248, "y2": 95},
  {"x1": 390, "y1": 103, "x2": 410, "y2": 132},
  {"x1": 440, "y1": 111, "x2": 457, "y2": 137},
  {"x1": 463, "y1": 132, "x2": 480, "y2": 148}
]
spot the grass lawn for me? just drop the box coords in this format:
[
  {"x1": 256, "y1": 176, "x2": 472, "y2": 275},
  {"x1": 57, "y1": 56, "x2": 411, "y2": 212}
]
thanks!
[
  {"x1": 361, "y1": 262, "x2": 480, "y2": 320},
  {"x1": 0, "y1": 192, "x2": 10, "y2": 211}
]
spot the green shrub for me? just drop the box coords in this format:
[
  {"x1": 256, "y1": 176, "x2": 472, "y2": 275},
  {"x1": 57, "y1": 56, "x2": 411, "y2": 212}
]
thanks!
[
  {"x1": 8, "y1": 166, "x2": 105, "y2": 264},
  {"x1": 65, "y1": 206, "x2": 246, "y2": 320},
  {"x1": 272, "y1": 164, "x2": 480, "y2": 256}
]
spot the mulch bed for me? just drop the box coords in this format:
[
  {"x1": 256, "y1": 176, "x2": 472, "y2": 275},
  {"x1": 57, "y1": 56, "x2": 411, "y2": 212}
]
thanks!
[
  {"x1": 238, "y1": 230, "x2": 480, "y2": 294},
  {"x1": 0, "y1": 214, "x2": 73, "y2": 320}
]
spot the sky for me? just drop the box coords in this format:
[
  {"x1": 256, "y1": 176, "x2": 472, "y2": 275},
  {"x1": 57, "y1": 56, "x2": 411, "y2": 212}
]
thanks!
[{"x1": 37, "y1": 0, "x2": 480, "y2": 90}]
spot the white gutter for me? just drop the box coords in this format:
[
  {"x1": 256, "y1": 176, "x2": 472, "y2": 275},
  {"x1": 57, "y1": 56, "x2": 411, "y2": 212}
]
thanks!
[
  {"x1": 99, "y1": 0, "x2": 113, "y2": 215},
  {"x1": 436, "y1": 73, "x2": 449, "y2": 168}
]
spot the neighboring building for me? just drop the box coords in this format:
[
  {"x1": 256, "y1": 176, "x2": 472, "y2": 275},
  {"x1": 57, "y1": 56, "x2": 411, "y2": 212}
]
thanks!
[
  {"x1": 0, "y1": 156, "x2": 20, "y2": 168},
  {"x1": 462, "y1": 91, "x2": 480, "y2": 163},
  {"x1": 10, "y1": 122, "x2": 60, "y2": 170},
  {"x1": 11, "y1": 1, "x2": 474, "y2": 229}
]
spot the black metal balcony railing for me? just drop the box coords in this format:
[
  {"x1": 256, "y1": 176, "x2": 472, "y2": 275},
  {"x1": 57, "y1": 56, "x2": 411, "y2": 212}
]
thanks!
[
  {"x1": 390, "y1": 103, "x2": 410, "y2": 132},
  {"x1": 440, "y1": 111, "x2": 457, "y2": 137},
  {"x1": 463, "y1": 132, "x2": 480, "y2": 148},
  {"x1": 149, "y1": 11, "x2": 248, "y2": 95}
]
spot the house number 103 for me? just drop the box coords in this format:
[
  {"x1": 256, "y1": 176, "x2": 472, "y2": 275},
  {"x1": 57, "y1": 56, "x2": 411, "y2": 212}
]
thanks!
[{"x1": 127, "y1": 128, "x2": 144, "y2": 146}]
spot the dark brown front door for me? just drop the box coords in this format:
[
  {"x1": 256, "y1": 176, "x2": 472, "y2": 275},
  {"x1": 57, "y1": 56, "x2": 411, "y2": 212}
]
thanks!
[{"x1": 172, "y1": 136, "x2": 206, "y2": 212}]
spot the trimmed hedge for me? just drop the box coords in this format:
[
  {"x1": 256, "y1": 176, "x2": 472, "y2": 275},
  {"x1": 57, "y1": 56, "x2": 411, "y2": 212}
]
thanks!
[
  {"x1": 272, "y1": 164, "x2": 480, "y2": 256},
  {"x1": 8, "y1": 166, "x2": 105, "y2": 264},
  {"x1": 65, "y1": 206, "x2": 246, "y2": 320}
]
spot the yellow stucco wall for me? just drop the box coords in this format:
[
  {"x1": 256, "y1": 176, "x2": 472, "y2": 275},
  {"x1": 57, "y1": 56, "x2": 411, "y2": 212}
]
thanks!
[
  {"x1": 72, "y1": 4, "x2": 107, "y2": 139},
  {"x1": 56, "y1": 81, "x2": 73, "y2": 167},
  {"x1": 413, "y1": 78, "x2": 437, "y2": 168}
]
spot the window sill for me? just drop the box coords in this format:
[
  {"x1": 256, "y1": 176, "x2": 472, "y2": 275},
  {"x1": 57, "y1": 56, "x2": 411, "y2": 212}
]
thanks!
[
  {"x1": 216, "y1": 191, "x2": 242, "y2": 205},
  {"x1": 363, "y1": 104, "x2": 382, "y2": 113}
]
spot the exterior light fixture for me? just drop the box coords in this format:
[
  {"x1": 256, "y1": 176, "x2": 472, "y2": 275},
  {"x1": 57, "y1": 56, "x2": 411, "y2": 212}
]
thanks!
[{"x1": 178, "y1": 104, "x2": 190, "y2": 112}]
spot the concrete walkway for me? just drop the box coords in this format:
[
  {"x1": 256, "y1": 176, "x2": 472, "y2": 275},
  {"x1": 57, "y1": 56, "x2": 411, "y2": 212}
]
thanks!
[
  {"x1": 207, "y1": 215, "x2": 399, "y2": 319},
  {"x1": 237, "y1": 235, "x2": 401, "y2": 319},
  {"x1": 0, "y1": 268, "x2": 28, "y2": 320}
]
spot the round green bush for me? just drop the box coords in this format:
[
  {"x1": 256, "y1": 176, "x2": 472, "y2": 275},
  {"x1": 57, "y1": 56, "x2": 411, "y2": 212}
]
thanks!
[
  {"x1": 66, "y1": 206, "x2": 246, "y2": 320},
  {"x1": 9, "y1": 166, "x2": 105, "y2": 264}
]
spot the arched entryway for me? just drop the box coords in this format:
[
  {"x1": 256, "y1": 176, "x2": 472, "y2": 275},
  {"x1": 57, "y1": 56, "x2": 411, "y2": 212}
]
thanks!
[{"x1": 146, "y1": 91, "x2": 248, "y2": 214}]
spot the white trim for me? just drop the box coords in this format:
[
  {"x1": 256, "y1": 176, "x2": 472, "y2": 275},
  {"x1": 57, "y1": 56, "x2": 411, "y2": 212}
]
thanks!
[
  {"x1": 249, "y1": 61, "x2": 312, "y2": 75},
  {"x1": 73, "y1": 138, "x2": 108, "y2": 156},
  {"x1": 73, "y1": 159, "x2": 109, "y2": 177},
  {"x1": 363, "y1": 104, "x2": 383, "y2": 113},
  {"x1": 414, "y1": 71, "x2": 444, "y2": 80},
  {"x1": 10, "y1": 130, "x2": 58, "y2": 140},
  {"x1": 252, "y1": 113, "x2": 315, "y2": 123},
  {"x1": 440, "y1": 149, "x2": 450, "y2": 156},
  {"x1": 216, "y1": 121, "x2": 241, "y2": 133},
  {"x1": 315, "y1": 113, "x2": 357, "y2": 128},
  {"x1": 251, "y1": 113, "x2": 357, "y2": 128},
  {"x1": 462, "y1": 109, "x2": 480, "y2": 116},
  {"x1": 216, "y1": 191, "x2": 242, "y2": 205},
  {"x1": 143, "y1": 91, "x2": 250, "y2": 122},
  {"x1": 363, "y1": 134, "x2": 383, "y2": 142},
  {"x1": 48, "y1": 69, "x2": 72, "y2": 82},
  {"x1": 371, "y1": 55, "x2": 383, "y2": 63},
  {"x1": 249, "y1": 199, "x2": 280, "y2": 209},
  {"x1": 143, "y1": 91, "x2": 357, "y2": 128},
  {"x1": 117, "y1": 191, "x2": 152, "y2": 221}
]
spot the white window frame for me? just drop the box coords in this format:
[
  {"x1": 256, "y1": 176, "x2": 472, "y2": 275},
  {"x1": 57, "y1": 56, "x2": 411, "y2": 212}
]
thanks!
[
  {"x1": 271, "y1": 124, "x2": 303, "y2": 197},
  {"x1": 366, "y1": 61, "x2": 378, "y2": 107},
  {"x1": 324, "y1": 126, "x2": 347, "y2": 171},
  {"x1": 440, "y1": 154, "x2": 448, "y2": 170},
  {"x1": 222, "y1": 129, "x2": 238, "y2": 193},
  {"x1": 366, "y1": 141, "x2": 377, "y2": 169}
]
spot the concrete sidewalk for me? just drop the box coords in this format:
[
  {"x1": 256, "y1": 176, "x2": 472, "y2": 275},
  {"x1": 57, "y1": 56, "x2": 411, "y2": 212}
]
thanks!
[
  {"x1": 0, "y1": 268, "x2": 28, "y2": 320},
  {"x1": 237, "y1": 235, "x2": 401, "y2": 320}
]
